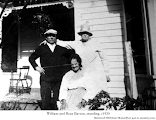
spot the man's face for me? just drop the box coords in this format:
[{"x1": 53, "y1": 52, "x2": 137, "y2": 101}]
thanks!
[
  {"x1": 45, "y1": 34, "x2": 57, "y2": 44},
  {"x1": 71, "y1": 58, "x2": 80, "y2": 72},
  {"x1": 81, "y1": 33, "x2": 90, "y2": 42}
]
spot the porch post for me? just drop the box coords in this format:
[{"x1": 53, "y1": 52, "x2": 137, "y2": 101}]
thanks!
[{"x1": 0, "y1": 8, "x2": 2, "y2": 74}]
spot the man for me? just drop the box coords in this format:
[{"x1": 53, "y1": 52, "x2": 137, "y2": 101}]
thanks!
[
  {"x1": 29, "y1": 29, "x2": 74, "y2": 110},
  {"x1": 41, "y1": 22, "x2": 110, "y2": 107}
]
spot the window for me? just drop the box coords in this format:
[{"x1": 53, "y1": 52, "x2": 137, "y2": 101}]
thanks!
[
  {"x1": 19, "y1": 3, "x2": 75, "y2": 58},
  {"x1": 124, "y1": 0, "x2": 151, "y2": 74},
  {"x1": 1, "y1": 15, "x2": 18, "y2": 72},
  {"x1": 1, "y1": 2, "x2": 75, "y2": 72}
]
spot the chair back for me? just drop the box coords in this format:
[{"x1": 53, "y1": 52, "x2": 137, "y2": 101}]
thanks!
[
  {"x1": 18, "y1": 66, "x2": 30, "y2": 80},
  {"x1": 9, "y1": 66, "x2": 31, "y2": 95}
]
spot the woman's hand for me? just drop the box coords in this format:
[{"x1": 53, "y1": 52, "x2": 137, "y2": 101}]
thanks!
[
  {"x1": 60, "y1": 99, "x2": 68, "y2": 110},
  {"x1": 77, "y1": 99, "x2": 87, "y2": 109},
  {"x1": 106, "y1": 75, "x2": 111, "y2": 82}
]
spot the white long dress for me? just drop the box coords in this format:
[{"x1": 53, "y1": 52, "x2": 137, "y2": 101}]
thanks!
[
  {"x1": 58, "y1": 39, "x2": 109, "y2": 94},
  {"x1": 59, "y1": 70, "x2": 97, "y2": 110},
  {"x1": 58, "y1": 39, "x2": 110, "y2": 110}
]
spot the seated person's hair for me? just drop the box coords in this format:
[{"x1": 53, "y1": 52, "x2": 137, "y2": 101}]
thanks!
[{"x1": 70, "y1": 54, "x2": 82, "y2": 68}]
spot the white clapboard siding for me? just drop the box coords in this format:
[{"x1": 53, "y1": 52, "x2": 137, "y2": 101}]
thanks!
[
  {"x1": 99, "y1": 42, "x2": 123, "y2": 49},
  {"x1": 110, "y1": 93, "x2": 125, "y2": 98},
  {"x1": 107, "y1": 55, "x2": 124, "y2": 62},
  {"x1": 103, "y1": 49, "x2": 124, "y2": 56},
  {"x1": 91, "y1": 23, "x2": 122, "y2": 31},
  {"x1": 80, "y1": 5, "x2": 122, "y2": 14},
  {"x1": 74, "y1": 0, "x2": 126, "y2": 98},
  {"x1": 109, "y1": 61, "x2": 124, "y2": 68},
  {"x1": 110, "y1": 68, "x2": 124, "y2": 76},
  {"x1": 81, "y1": 17, "x2": 123, "y2": 26},
  {"x1": 109, "y1": 76, "x2": 125, "y2": 82},
  {"x1": 93, "y1": 29, "x2": 122, "y2": 37},
  {"x1": 107, "y1": 81, "x2": 125, "y2": 88},
  {"x1": 108, "y1": 88, "x2": 126, "y2": 94},
  {"x1": 76, "y1": 0, "x2": 122, "y2": 8},
  {"x1": 92, "y1": 36, "x2": 123, "y2": 43},
  {"x1": 82, "y1": 11, "x2": 122, "y2": 20}
]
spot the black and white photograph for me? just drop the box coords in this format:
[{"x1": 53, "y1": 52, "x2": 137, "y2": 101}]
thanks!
[{"x1": 0, "y1": 0, "x2": 155, "y2": 119}]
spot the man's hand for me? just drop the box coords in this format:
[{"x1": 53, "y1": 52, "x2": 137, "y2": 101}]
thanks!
[
  {"x1": 60, "y1": 99, "x2": 68, "y2": 110},
  {"x1": 40, "y1": 40, "x2": 47, "y2": 45},
  {"x1": 35, "y1": 66, "x2": 45, "y2": 75}
]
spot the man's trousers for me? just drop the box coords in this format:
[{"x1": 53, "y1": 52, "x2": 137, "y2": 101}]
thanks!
[{"x1": 40, "y1": 80, "x2": 61, "y2": 110}]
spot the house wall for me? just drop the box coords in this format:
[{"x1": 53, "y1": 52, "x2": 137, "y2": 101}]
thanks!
[
  {"x1": 0, "y1": 0, "x2": 127, "y2": 99},
  {"x1": 0, "y1": 0, "x2": 156, "y2": 102},
  {"x1": 74, "y1": 0, "x2": 126, "y2": 98}
]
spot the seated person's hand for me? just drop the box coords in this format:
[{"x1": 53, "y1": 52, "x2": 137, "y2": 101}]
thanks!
[
  {"x1": 60, "y1": 99, "x2": 68, "y2": 110},
  {"x1": 77, "y1": 99, "x2": 87, "y2": 109}
]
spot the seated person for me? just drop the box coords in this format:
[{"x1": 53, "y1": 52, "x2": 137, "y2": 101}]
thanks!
[{"x1": 59, "y1": 54, "x2": 98, "y2": 110}]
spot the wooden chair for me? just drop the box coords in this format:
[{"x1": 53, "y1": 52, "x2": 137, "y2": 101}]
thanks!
[{"x1": 9, "y1": 66, "x2": 32, "y2": 96}]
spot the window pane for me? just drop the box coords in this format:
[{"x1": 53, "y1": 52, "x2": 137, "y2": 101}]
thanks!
[{"x1": 124, "y1": 0, "x2": 147, "y2": 74}]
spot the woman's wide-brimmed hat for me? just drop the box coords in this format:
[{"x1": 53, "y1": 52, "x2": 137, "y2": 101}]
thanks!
[{"x1": 78, "y1": 22, "x2": 93, "y2": 36}]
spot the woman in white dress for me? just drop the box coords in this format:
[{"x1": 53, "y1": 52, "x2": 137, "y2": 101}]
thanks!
[
  {"x1": 57, "y1": 22, "x2": 110, "y2": 96},
  {"x1": 59, "y1": 54, "x2": 98, "y2": 110},
  {"x1": 41, "y1": 22, "x2": 111, "y2": 108}
]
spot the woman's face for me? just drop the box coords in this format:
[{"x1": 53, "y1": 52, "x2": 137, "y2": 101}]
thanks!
[
  {"x1": 71, "y1": 58, "x2": 80, "y2": 72},
  {"x1": 81, "y1": 33, "x2": 90, "y2": 42}
]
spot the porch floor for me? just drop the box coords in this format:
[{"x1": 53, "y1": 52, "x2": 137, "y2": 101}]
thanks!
[{"x1": 0, "y1": 88, "x2": 41, "y2": 110}]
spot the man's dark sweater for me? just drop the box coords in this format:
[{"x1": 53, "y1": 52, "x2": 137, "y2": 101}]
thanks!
[{"x1": 29, "y1": 44, "x2": 74, "y2": 82}]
